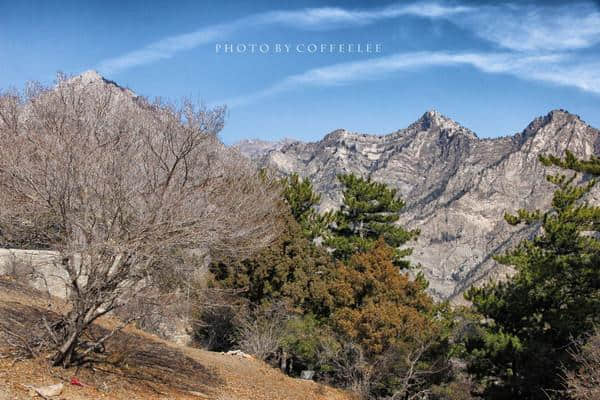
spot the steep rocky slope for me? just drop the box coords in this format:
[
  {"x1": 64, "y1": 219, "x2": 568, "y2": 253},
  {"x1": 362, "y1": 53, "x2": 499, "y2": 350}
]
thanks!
[{"x1": 239, "y1": 110, "x2": 600, "y2": 300}]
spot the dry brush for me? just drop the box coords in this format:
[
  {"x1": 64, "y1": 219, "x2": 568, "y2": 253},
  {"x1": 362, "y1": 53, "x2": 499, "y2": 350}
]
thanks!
[{"x1": 0, "y1": 74, "x2": 285, "y2": 367}]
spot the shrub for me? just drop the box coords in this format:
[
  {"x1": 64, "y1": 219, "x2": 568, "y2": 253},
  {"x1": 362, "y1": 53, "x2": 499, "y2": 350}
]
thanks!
[
  {"x1": 210, "y1": 214, "x2": 335, "y2": 317},
  {"x1": 236, "y1": 303, "x2": 288, "y2": 361},
  {"x1": 564, "y1": 328, "x2": 600, "y2": 400}
]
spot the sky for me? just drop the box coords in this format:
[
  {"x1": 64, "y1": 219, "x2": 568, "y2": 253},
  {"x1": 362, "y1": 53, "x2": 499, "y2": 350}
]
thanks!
[{"x1": 1, "y1": 0, "x2": 600, "y2": 144}]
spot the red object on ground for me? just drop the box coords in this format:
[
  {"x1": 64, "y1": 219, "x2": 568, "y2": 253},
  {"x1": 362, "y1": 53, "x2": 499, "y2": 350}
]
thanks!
[{"x1": 70, "y1": 377, "x2": 84, "y2": 387}]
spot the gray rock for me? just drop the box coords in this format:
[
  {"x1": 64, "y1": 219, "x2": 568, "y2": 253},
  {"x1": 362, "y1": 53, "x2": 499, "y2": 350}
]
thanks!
[
  {"x1": 240, "y1": 109, "x2": 600, "y2": 301},
  {"x1": 233, "y1": 138, "x2": 299, "y2": 159},
  {"x1": 30, "y1": 383, "x2": 64, "y2": 397},
  {"x1": 0, "y1": 248, "x2": 66, "y2": 298},
  {"x1": 300, "y1": 370, "x2": 315, "y2": 380}
]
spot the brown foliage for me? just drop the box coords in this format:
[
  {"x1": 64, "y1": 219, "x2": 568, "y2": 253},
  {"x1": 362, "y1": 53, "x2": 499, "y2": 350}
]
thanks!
[
  {"x1": 327, "y1": 240, "x2": 451, "y2": 399},
  {"x1": 331, "y1": 239, "x2": 434, "y2": 356}
]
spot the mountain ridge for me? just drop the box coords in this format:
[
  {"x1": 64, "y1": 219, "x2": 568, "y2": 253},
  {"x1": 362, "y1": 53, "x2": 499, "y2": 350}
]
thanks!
[
  {"x1": 237, "y1": 109, "x2": 600, "y2": 300},
  {"x1": 236, "y1": 109, "x2": 589, "y2": 153}
]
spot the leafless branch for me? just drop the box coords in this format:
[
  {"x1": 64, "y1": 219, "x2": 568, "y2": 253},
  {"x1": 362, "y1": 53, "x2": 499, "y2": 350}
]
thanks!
[{"x1": 0, "y1": 73, "x2": 285, "y2": 367}]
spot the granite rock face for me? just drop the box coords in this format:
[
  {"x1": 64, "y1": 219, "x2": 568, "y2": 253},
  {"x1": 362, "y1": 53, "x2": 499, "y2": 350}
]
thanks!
[
  {"x1": 233, "y1": 138, "x2": 297, "y2": 159},
  {"x1": 238, "y1": 110, "x2": 600, "y2": 301}
]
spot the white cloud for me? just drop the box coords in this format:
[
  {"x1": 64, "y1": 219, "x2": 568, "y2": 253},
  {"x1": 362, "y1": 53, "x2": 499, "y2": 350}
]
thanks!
[
  {"x1": 95, "y1": 1, "x2": 600, "y2": 99},
  {"x1": 96, "y1": 2, "x2": 470, "y2": 74},
  {"x1": 520, "y1": 60, "x2": 600, "y2": 93},
  {"x1": 96, "y1": 20, "x2": 245, "y2": 74},
  {"x1": 220, "y1": 52, "x2": 600, "y2": 107},
  {"x1": 259, "y1": 2, "x2": 470, "y2": 27},
  {"x1": 460, "y1": 2, "x2": 600, "y2": 51}
]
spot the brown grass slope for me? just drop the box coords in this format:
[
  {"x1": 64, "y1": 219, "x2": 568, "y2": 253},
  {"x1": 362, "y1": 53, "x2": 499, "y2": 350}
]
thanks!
[{"x1": 0, "y1": 277, "x2": 353, "y2": 400}]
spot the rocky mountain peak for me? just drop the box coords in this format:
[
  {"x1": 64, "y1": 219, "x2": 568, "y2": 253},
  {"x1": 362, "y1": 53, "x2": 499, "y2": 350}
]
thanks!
[
  {"x1": 78, "y1": 70, "x2": 104, "y2": 84},
  {"x1": 322, "y1": 129, "x2": 351, "y2": 142},
  {"x1": 421, "y1": 109, "x2": 446, "y2": 124},
  {"x1": 66, "y1": 70, "x2": 137, "y2": 98},
  {"x1": 547, "y1": 108, "x2": 581, "y2": 120},
  {"x1": 520, "y1": 109, "x2": 594, "y2": 148},
  {"x1": 243, "y1": 110, "x2": 600, "y2": 301},
  {"x1": 410, "y1": 110, "x2": 478, "y2": 140},
  {"x1": 525, "y1": 109, "x2": 582, "y2": 132}
]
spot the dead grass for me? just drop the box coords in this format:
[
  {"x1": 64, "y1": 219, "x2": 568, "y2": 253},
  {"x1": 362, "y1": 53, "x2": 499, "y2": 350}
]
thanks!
[{"x1": 0, "y1": 276, "x2": 354, "y2": 400}]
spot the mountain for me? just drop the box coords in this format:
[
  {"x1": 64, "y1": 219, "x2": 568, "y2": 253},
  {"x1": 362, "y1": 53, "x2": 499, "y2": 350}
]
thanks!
[
  {"x1": 65, "y1": 69, "x2": 138, "y2": 98},
  {"x1": 239, "y1": 110, "x2": 600, "y2": 301},
  {"x1": 233, "y1": 138, "x2": 299, "y2": 158}
]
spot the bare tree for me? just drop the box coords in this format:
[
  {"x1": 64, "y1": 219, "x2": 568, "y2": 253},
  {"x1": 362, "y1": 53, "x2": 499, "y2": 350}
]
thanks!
[
  {"x1": 325, "y1": 342, "x2": 374, "y2": 399},
  {"x1": 236, "y1": 303, "x2": 289, "y2": 361},
  {"x1": 319, "y1": 335, "x2": 450, "y2": 400},
  {"x1": 382, "y1": 336, "x2": 450, "y2": 400},
  {"x1": 0, "y1": 74, "x2": 284, "y2": 367}
]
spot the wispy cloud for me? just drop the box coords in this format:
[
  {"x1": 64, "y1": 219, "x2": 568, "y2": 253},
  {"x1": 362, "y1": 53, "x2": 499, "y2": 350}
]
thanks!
[
  {"x1": 215, "y1": 1, "x2": 600, "y2": 107},
  {"x1": 97, "y1": 2, "x2": 600, "y2": 74},
  {"x1": 96, "y1": 2, "x2": 470, "y2": 74},
  {"x1": 96, "y1": 20, "x2": 247, "y2": 74},
  {"x1": 96, "y1": 1, "x2": 600, "y2": 103},
  {"x1": 219, "y1": 52, "x2": 600, "y2": 107},
  {"x1": 259, "y1": 2, "x2": 471, "y2": 27},
  {"x1": 459, "y1": 2, "x2": 600, "y2": 51}
]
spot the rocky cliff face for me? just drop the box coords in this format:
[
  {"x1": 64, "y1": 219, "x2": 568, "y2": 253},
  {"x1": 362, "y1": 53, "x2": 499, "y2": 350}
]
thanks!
[
  {"x1": 238, "y1": 110, "x2": 600, "y2": 301},
  {"x1": 233, "y1": 138, "x2": 298, "y2": 159}
]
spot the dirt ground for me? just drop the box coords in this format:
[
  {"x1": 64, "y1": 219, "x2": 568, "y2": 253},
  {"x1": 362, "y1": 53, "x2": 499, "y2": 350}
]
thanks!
[{"x1": 0, "y1": 277, "x2": 354, "y2": 400}]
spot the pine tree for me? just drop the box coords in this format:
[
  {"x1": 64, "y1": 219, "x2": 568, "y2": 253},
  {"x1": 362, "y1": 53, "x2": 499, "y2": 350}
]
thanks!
[
  {"x1": 330, "y1": 240, "x2": 451, "y2": 398},
  {"x1": 325, "y1": 174, "x2": 419, "y2": 267},
  {"x1": 282, "y1": 173, "x2": 332, "y2": 240},
  {"x1": 210, "y1": 213, "x2": 335, "y2": 317},
  {"x1": 465, "y1": 151, "x2": 600, "y2": 399}
]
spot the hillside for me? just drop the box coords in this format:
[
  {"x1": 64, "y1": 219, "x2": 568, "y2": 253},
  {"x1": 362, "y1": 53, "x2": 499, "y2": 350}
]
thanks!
[
  {"x1": 238, "y1": 110, "x2": 600, "y2": 300},
  {"x1": 0, "y1": 277, "x2": 353, "y2": 400}
]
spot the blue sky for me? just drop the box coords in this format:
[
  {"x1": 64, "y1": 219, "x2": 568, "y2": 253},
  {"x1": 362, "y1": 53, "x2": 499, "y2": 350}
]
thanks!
[{"x1": 1, "y1": 1, "x2": 600, "y2": 144}]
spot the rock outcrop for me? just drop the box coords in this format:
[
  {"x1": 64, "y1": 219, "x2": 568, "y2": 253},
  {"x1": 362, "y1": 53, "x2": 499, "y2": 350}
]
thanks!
[
  {"x1": 239, "y1": 109, "x2": 600, "y2": 301},
  {"x1": 233, "y1": 138, "x2": 297, "y2": 159}
]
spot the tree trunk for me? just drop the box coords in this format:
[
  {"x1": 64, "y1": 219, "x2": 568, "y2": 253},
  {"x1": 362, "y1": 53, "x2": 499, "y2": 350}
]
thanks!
[
  {"x1": 280, "y1": 350, "x2": 287, "y2": 371},
  {"x1": 52, "y1": 326, "x2": 81, "y2": 367}
]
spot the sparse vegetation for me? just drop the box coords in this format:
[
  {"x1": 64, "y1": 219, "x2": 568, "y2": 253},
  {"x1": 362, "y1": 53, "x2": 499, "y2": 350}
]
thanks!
[
  {"x1": 0, "y1": 74, "x2": 598, "y2": 400},
  {"x1": 564, "y1": 328, "x2": 600, "y2": 400}
]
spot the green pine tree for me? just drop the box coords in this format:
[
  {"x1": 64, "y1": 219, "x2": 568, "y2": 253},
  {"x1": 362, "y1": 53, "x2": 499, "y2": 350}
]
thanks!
[
  {"x1": 210, "y1": 213, "x2": 336, "y2": 317},
  {"x1": 325, "y1": 173, "x2": 419, "y2": 267},
  {"x1": 465, "y1": 151, "x2": 600, "y2": 399},
  {"x1": 282, "y1": 173, "x2": 333, "y2": 240}
]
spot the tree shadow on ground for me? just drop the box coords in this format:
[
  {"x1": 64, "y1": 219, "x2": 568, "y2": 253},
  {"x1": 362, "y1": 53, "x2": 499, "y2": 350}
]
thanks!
[{"x1": 0, "y1": 280, "x2": 222, "y2": 396}]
